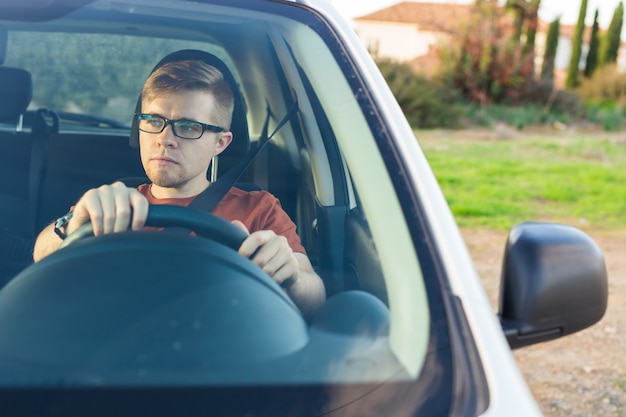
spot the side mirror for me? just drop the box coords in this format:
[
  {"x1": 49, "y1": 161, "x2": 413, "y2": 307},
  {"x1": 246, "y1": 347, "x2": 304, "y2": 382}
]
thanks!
[{"x1": 499, "y1": 222, "x2": 608, "y2": 349}]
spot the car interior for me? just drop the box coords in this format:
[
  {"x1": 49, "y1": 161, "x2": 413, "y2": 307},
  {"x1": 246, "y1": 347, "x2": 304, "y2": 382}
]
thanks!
[
  {"x1": 0, "y1": 12, "x2": 417, "y2": 384},
  {"x1": 0, "y1": 32, "x2": 388, "y2": 306}
]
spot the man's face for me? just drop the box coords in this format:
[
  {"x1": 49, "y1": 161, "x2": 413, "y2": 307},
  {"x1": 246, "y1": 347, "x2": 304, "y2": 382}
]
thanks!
[{"x1": 139, "y1": 90, "x2": 232, "y2": 196}]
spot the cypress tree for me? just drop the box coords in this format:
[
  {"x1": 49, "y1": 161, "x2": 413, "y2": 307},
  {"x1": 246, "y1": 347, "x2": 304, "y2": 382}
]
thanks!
[
  {"x1": 565, "y1": 0, "x2": 587, "y2": 89},
  {"x1": 584, "y1": 9, "x2": 600, "y2": 77},
  {"x1": 524, "y1": 0, "x2": 541, "y2": 55},
  {"x1": 506, "y1": 0, "x2": 525, "y2": 40},
  {"x1": 599, "y1": 1, "x2": 624, "y2": 65},
  {"x1": 541, "y1": 18, "x2": 560, "y2": 81}
]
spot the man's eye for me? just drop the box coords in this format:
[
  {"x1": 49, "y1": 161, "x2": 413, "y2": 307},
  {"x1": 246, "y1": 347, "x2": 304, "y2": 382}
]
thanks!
[
  {"x1": 177, "y1": 122, "x2": 202, "y2": 133},
  {"x1": 143, "y1": 116, "x2": 163, "y2": 127}
]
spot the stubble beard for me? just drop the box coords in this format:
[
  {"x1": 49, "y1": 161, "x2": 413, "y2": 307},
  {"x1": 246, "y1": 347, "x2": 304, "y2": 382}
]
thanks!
[{"x1": 146, "y1": 167, "x2": 189, "y2": 189}]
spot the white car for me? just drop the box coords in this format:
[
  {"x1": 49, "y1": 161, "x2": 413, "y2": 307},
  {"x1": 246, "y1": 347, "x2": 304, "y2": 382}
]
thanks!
[{"x1": 0, "y1": 0, "x2": 607, "y2": 416}]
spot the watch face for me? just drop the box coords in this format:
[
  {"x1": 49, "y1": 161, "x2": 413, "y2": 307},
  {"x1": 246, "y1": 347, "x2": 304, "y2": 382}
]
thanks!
[
  {"x1": 56, "y1": 212, "x2": 73, "y2": 228},
  {"x1": 54, "y1": 212, "x2": 74, "y2": 239}
]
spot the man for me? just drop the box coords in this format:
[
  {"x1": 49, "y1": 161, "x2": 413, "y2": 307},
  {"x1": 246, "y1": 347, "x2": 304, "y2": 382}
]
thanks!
[{"x1": 33, "y1": 58, "x2": 325, "y2": 318}]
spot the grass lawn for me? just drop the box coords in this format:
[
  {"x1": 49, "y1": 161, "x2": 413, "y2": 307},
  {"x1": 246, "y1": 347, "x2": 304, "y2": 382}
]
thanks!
[{"x1": 417, "y1": 127, "x2": 626, "y2": 231}]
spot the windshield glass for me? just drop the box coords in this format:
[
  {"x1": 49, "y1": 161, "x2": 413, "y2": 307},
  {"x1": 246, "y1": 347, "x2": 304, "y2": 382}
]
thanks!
[{"x1": 0, "y1": 0, "x2": 452, "y2": 414}]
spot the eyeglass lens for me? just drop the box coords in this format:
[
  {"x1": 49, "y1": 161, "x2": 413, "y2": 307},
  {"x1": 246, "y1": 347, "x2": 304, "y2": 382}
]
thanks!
[{"x1": 138, "y1": 115, "x2": 205, "y2": 139}]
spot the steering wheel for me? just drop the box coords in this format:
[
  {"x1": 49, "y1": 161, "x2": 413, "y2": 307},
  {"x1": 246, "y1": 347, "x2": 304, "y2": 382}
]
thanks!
[
  {"x1": 0, "y1": 204, "x2": 308, "y2": 377},
  {"x1": 59, "y1": 204, "x2": 249, "y2": 251}
]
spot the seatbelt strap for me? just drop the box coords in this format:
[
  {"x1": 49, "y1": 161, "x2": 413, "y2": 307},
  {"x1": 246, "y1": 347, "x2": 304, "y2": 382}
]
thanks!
[
  {"x1": 28, "y1": 109, "x2": 59, "y2": 235},
  {"x1": 188, "y1": 100, "x2": 298, "y2": 213}
]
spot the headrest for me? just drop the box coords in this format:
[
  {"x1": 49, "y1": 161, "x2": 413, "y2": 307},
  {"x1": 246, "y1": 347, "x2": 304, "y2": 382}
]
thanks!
[
  {"x1": 0, "y1": 67, "x2": 32, "y2": 125},
  {"x1": 129, "y1": 50, "x2": 250, "y2": 159}
]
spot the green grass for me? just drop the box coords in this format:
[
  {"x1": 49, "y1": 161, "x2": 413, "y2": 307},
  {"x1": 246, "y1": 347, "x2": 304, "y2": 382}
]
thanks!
[{"x1": 418, "y1": 129, "x2": 626, "y2": 230}]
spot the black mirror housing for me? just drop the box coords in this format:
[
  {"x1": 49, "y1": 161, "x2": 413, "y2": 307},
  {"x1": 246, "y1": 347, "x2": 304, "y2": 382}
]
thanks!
[{"x1": 499, "y1": 222, "x2": 608, "y2": 349}]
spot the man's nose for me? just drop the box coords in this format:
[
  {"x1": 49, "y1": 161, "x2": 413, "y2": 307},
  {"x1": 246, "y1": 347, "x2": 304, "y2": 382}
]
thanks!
[{"x1": 156, "y1": 124, "x2": 178, "y2": 147}]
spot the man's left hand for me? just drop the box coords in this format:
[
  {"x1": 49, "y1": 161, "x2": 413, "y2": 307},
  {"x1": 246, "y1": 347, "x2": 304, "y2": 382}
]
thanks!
[{"x1": 231, "y1": 220, "x2": 300, "y2": 287}]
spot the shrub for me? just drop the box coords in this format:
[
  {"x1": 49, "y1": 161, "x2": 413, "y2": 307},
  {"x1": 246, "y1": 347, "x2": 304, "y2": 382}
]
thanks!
[
  {"x1": 576, "y1": 64, "x2": 626, "y2": 131},
  {"x1": 376, "y1": 58, "x2": 464, "y2": 129},
  {"x1": 585, "y1": 100, "x2": 626, "y2": 131},
  {"x1": 461, "y1": 103, "x2": 571, "y2": 130},
  {"x1": 519, "y1": 78, "x2": 587, "y2": 118},
  {"x1": 577, "y1": 64, "x2": 626, "y2": 102}
]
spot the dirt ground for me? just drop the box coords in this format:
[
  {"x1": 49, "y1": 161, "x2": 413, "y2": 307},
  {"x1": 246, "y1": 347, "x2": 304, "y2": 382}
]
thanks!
[{"x1": 461, "y1": 227, "x2": 625, "y2": 417}]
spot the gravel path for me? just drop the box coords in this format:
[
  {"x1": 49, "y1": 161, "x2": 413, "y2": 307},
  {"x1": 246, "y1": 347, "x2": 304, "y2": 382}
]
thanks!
[{"x1": 461, "y1": 227, "x2": 625, "y2": 417}]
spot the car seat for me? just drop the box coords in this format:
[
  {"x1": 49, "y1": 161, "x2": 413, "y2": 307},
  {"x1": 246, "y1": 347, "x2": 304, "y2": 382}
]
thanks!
[{"x1": 0, "y1": 66, "x2": 36, "y2": 285}]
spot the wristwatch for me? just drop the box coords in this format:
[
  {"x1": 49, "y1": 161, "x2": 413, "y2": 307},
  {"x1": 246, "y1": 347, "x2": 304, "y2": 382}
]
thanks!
[{"x1": 54, "y1": 210, "x2": 74, "y2": 240}]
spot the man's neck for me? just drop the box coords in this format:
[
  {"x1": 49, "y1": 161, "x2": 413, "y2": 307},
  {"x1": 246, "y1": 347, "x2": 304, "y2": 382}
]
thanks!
[{"x1": 150, "y1": 180, "x2": 210, "y2": 199}]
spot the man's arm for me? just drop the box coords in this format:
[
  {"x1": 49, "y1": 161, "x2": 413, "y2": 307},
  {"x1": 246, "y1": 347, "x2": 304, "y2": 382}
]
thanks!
[
  {"x1": 33, "y1": 182, "x2": 326, "y2": 317},
  {"x1": 286, "y1": 252, "x2": 327, "y2": 319},
  {"x1": 33, "y1": 182, "x2": 149, "y2": 262},
  {"x1": 33, "y1": 222, "x2": 65, "y2": 262}
]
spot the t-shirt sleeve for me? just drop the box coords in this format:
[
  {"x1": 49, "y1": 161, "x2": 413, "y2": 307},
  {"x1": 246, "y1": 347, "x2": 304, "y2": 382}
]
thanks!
[
  {"x1": 213, "y1": 189, "x2": 307, "y2": 254},
  {"x1": 253, "y1": 194, "x2": 306, "y2": 255}
]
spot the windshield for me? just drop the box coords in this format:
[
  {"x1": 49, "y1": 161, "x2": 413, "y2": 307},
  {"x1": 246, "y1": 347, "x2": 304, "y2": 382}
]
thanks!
[{"x1": 0, "y1": 0, "x2": 455, "y2": 415}]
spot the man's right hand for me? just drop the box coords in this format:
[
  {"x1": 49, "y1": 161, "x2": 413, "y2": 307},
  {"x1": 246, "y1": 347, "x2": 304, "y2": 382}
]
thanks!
[
  {"x1": 65, "y1": 181, "x2": 149, "y2": 237},
  {"x1": 34, "y1": 182, "x2": 149, "y2": 262}
]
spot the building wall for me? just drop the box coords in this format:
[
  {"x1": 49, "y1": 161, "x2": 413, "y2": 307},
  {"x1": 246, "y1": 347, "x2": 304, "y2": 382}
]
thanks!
[{"x1": 354, "y1": 20, "x2": 440, "y2": 61}]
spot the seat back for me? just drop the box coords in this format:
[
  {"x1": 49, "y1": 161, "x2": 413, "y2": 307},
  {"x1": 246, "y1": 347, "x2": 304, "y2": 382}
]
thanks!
[
  {"x1": 0, "y1": 66, "x2": 36, "y2": 285},
  {"x1": 0, "y1": 66, "x2": 34, "y2": 234},
  {"x1": 0, "y1": 66, "x2": 31, "y2": 131},
  {"x1": 35, "y1": 132, "x2": 145, "y2": 232}
]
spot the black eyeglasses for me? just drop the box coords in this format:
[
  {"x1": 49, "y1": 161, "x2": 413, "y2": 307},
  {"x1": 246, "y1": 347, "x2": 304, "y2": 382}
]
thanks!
[{"x1": 135, "y1": 113, "x2": 225, "y2": 140}]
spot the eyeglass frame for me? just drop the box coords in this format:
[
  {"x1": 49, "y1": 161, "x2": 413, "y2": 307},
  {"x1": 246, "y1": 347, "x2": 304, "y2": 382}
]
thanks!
[{"x1": 135, "y1": 113, "x2": 225, "y2": 140}]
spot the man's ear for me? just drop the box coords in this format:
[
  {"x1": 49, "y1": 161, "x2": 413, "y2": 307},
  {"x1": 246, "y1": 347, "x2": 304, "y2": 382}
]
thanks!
[{"x1": 214, "y1": 131, "x2": 233, "y2": 155}]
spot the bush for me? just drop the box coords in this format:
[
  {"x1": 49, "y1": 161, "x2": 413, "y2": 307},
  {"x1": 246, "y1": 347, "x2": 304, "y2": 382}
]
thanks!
[
  {"x1": 518, "y1": 78, "x2": 587, "y2": 118},
  {"x1": 376, "y1": 57, "x2": 601, "y2": 131},
  {"x1": 576, "y1": 65, "x2": 626, "y2": 131},
  {"x1": 577, "y1": 64, "x2": 626, "y2": 102},
  {"x1": 586, "y1": 100, "x2": 626, "y2": 131},
  {"x1": 461, "y1": 103, "x2": 571, "y2": 130},
  {"x1": 376, "y1": 58, "x2": 464, "y2": 129}
]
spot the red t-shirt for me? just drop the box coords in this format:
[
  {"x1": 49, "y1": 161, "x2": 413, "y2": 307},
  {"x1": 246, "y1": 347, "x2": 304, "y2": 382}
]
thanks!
[{"x1": 137, "y1": 184, "x2": 306, "y2": 254}]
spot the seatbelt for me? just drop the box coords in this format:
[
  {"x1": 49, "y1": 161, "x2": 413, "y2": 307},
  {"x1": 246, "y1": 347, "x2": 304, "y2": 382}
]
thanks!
[
  {"x1": 188, "y1": 100, "x2": 298, "y2": 213},
  {"x1": 28, "y1": 109, "x2": 59, "y2": 235}
]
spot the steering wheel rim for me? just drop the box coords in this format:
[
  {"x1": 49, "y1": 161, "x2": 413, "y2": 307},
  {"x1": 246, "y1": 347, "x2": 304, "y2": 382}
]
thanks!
[{"x1": 59, "y1": 204, "x2": 248, "y2": 251}]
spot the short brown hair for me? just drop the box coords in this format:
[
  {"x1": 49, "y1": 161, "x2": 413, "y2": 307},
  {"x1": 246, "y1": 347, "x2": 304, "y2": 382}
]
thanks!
[{"x1": 141, "y1": 60, "x2": 234, "y2": 130}]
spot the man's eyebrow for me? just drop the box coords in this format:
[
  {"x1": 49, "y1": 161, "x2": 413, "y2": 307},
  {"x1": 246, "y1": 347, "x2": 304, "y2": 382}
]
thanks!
[{"x1": 145, "y1": 113, "x2": 201, "y2": 123}]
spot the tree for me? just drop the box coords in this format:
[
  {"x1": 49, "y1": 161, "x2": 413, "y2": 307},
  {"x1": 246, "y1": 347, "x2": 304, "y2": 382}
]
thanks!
[
  {"x1": 506, "y1": 0, "x2": 526, "y2": 40},
  {"x1": 541, "y1": 18, "x2": 560, "y2": 81},
  {"x1": 523, "y1": 0, "x2": 541, "y2": 55},
  {"x1": 438, "y1": 1, "x2": 534, "y2": 105},
  {"x1": 584, "y1": 9, "x2": 600, "y2": 78},
  {"x1": 565, "y1": 0, "x2": 587, "y2": 89},
  {"x1": 599, "y1": 1, "x2": 624, "y2": 65},
  {"x1": 505, "y1": 0, "x2": 542, "y2": 54}
]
